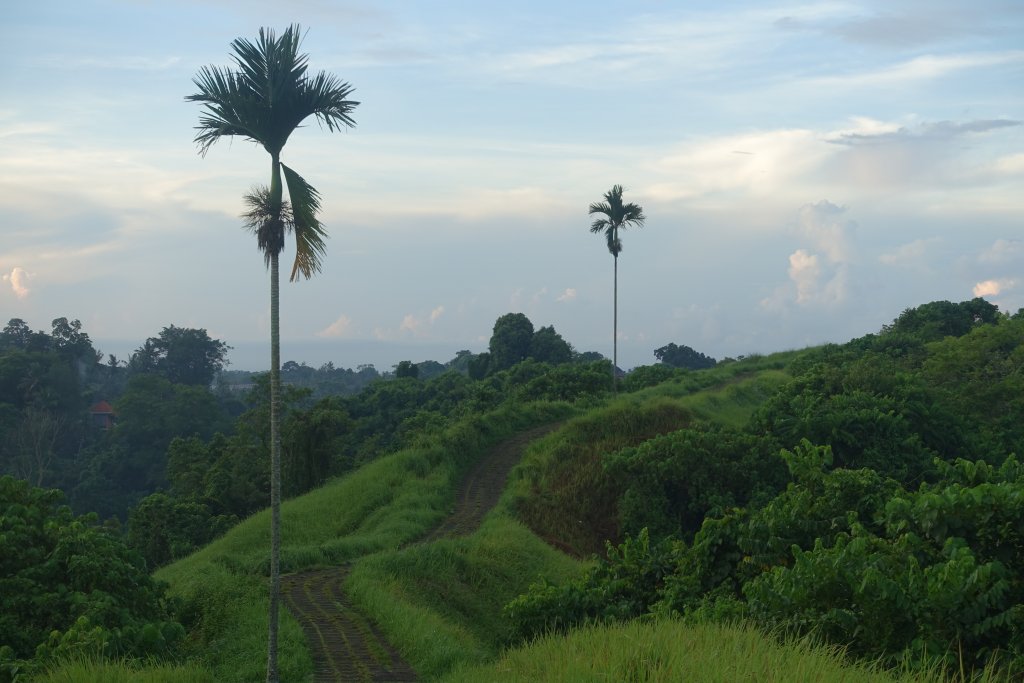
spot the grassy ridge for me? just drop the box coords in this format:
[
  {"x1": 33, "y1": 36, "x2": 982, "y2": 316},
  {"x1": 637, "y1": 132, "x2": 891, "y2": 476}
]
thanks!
[
  {"x1": 150, "y1": 399, "x2": 576, "y2": 682},
  {"x1": 341, "y1": 359, "x2": 797, "y2": 680}
]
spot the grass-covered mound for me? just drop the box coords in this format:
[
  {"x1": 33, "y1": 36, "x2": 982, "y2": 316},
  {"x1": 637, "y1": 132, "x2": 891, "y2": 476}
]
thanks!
[
  {"x1": 510, "y1": 360, "x2": 794, "y2": 556},
  {"x1": 346, "y1": 516, "x2": 582, "y2": 679},
  {"x1": 440, "y1": 619, "x2": 988, "y2": 683}
]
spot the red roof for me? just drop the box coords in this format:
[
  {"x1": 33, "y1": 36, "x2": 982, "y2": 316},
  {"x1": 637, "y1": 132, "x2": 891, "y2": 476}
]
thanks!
[{"x1": 90, "y1": 400, "x2": 115, "y2": 414}]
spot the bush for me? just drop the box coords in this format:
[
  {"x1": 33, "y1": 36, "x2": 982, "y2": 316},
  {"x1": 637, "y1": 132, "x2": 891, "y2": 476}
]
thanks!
[{"x1": 0, "y1": 476, "x2": 183, "y2": 681}]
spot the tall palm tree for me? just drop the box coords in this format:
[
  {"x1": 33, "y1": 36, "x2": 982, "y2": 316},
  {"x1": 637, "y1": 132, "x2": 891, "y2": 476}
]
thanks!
[
  {"x1": 186, "y1": 25, "x2": 357, "y2": 683},
  {"x1": 589, "y1": 185, "x2": 645, "y2": 387}
]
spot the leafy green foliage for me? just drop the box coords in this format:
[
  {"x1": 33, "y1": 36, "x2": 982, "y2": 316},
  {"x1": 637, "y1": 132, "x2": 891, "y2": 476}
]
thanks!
[
  {"x1": 128, "y1": 326, "x2": 230, "y2": 387},
  {"x1": 745, "y1": 455, "x2": 1024, "y2": 673},
  {"x1": 0, "y1": 477, "x2": 183, "y2": 681},
  {"x1": 513, "y1": 400, "x2": 696, "y2": 557},
  {"x1": 505, "y1": 529, "x2": 676, "y2": 641},
  {"x1": 620, "y1": 363, "x2": 680, "y2": 391},
  {"x1": 505, "y1": 302, "x2": 1024, "y2": 678},
  {"x1": 653, "y1": 342, "x2": 716, "y2": 369},
  {"x1": 489, "y1": 313, "x2": 535, "y2": 372},
  {"x1": 884, "y1": 297, "x2": 1000, "y2": 341},
  {"x1": 127, "y1": 493, "x2": 237, "y2": 569},
  {"x1": 393, "y1": 360, "x2": 419, "y2": 379},
  {"x1": 531, "y1": 326, "x2": 573, "y2": 365},
  {"x1": 606, "y1": 423, "x2": 785, "y2": 541}
]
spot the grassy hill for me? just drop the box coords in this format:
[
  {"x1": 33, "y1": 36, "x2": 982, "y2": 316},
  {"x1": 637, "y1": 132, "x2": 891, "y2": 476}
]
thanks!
[{"x1": 34, "y1": 307, "x2": 1024, "y2": 681}]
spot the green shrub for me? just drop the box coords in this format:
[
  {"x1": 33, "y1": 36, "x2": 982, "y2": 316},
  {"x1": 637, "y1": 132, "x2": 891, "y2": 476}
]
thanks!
[{"x1": 0, "y1": 476, "x2": 183, "y2": 682}]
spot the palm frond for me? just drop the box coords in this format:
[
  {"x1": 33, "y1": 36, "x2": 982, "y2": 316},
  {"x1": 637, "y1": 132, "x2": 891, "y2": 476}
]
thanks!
[
  {"x1": 621, "y1": 202, "x2": 646, "y2": 227},
  {"x1": 589, "y1": 185, "x2": 644, "y2": 256},
  {"x1": 281, "y1": 163, "x2": 327, "y2": 281},
  {"x1": 186, "y1": 24, "x2": 359, "y2": 157},
  {"x1": 187, "y1": 66, "x2": 263, "y2": 156},
  {"x1": 608, "y1": 232, "x2": 623, "y2": 255},
  {"x1": 241, "y1": 185, "x2": 291, "y2": 267}
]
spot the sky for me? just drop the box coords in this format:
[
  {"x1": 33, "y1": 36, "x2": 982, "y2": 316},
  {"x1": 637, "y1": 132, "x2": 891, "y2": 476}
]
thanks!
[{"x1": 1, "y1": 1, "x2": 1022, "y2": 372}]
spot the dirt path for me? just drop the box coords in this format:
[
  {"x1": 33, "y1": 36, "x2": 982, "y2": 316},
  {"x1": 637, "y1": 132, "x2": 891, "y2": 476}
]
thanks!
[{"x1": 282, "y1": 423, "x2": 558, "y2": 682}]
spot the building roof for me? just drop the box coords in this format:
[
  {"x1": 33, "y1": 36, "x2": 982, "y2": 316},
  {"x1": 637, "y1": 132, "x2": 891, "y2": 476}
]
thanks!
[{"x1": 90, "y1": 400, "x2": 115, "y2": 414}]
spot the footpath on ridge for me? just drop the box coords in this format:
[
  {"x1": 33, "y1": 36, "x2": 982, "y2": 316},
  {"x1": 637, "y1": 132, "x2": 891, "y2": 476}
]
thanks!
[{"x1": 281, "y1": 423, "x2": 559, "y2": 683}]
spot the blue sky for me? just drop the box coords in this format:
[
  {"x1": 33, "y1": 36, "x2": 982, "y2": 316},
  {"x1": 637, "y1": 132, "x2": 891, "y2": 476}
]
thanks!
[{"x1": 1, "y1": 0, "x2": 1022, "y2": 371}]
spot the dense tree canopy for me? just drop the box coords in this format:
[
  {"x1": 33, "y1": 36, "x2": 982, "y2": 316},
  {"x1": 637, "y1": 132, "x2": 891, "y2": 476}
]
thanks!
[
  {"x1": 489, "y1": 313, "x2": 535, "y2": 372},
  {"x1": 653, "y1": 343, "x2": 716, "y2": 370},
  {"x1": 883, "y1": 297, "x2": 999, "y2": 341},
  {"x1": 129, "y1": 326, "x2": 230, "y2": 386},
  {"x1": 531, "y1": 326, "x2": 574, "y2": 365},
  {"x1": 0, "y1": 476, "x2": 183, "y2": 678}
]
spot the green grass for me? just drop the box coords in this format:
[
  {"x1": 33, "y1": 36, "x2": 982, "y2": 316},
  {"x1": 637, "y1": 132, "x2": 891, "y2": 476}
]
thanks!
[
  {"x1": 33, "y1": 657, "x2": 218, "y2": 683},
  {"x1": 346, "y1": 515, "x2": 584, "y2": 680},
  {"x1": 340, "y1": 364, "x2": 796, "y2": 680},
  {"x1": 147, "y1": 399, "x2": 575, "y2": 682},
  {"x1": 439, "y1": 618, "x2": 997, "y2": 683}
]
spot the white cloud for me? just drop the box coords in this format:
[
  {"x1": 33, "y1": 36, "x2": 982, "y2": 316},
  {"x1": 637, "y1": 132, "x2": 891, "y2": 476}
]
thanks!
[
  {"x1": 317, "y1": 314, "x2": 354, "y2": 338},
  {"x1": 806, "y1": 51, "x2": 1024, "y2": 89},
  {"x1": 788, "y1": 250, "x2": 821, "y2": 304},
  {"x1": 763, "y1": 201, "x2": 854, "y2": 311},
  {"x1": 556, "y1": 288, "x2": 577, "y2": 303},
  {"x1": 3, "y1": 267, "x2": 32, "y2": 299},
  {"x1": 978, "y1": 239, "x2": 1024, "y2": 264},
  {"x1": 973, "y1": 278, "x2": 1017, "y2": 298},
  {"x1": 879, "y1": 238, "x2": 942, "y2": 267},
  {"x1": 797, "y1": 200, "x2": 853, "y2": 264},
  {"x1": 399, "y1": 314, "x2": 420, "y2": 335},
  {"x1": 383, "y1": 305, "x2": 447, "y2": 339},
  {"x1": 993, "y1": 154, "x2": 1024, "y2": 176},
  {"x1": 481, "y1": 4, "x2": 859, "y2": 88},
  {"x1": 828, "y1": 119, "x2": 1021, "y2": 147},
  {"x1": 646, "y1": 129, "x2": 828, "y2": 203}
]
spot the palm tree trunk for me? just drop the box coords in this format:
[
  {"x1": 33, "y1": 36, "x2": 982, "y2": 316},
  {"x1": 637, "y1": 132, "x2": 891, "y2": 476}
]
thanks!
[
  {"x1": 266, "y1": 164, "x2": 283, "y2": 683},
  {"x1": 613, "y1": 253, "x2": 618, "y2": 391}
]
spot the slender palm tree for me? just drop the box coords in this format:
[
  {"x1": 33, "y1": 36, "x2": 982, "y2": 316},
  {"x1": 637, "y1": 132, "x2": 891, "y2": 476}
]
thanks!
[
  {"x1": 589, "y1": 185, "x2": 645, "y2": 387},
  {"x1": 186, "y1": 25, "x2": 357, "y2": 683}
]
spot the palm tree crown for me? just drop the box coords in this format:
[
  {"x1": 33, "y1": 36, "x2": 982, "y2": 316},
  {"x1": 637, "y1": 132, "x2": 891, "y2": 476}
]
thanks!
[
  {"x1": 186, "y1": 24, "x2": 358, "y2": 280},
  {"x1": 588, "y1": 184, "x2": 646, "y2": 257}
]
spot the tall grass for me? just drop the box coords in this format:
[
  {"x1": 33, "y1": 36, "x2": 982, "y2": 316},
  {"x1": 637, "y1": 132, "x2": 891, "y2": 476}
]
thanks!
[
  {"x1": 32, "y1": 658, "x2": 217, "y2": 683},
  {"x1": 345, "y1": 515, "x2": 584, "y2": 680},
  {"x1": 148, "y1": 399, "x2": 575, "y2": 682},
  {"x1": 440, "y1": 618, "x2": 1001, "y2": 683}
]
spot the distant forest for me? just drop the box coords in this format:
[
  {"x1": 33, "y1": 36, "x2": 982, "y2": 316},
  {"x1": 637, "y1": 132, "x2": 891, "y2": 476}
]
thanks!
[{"x1": 0, "y1": 311, "x2": 720, "y2": 529}]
